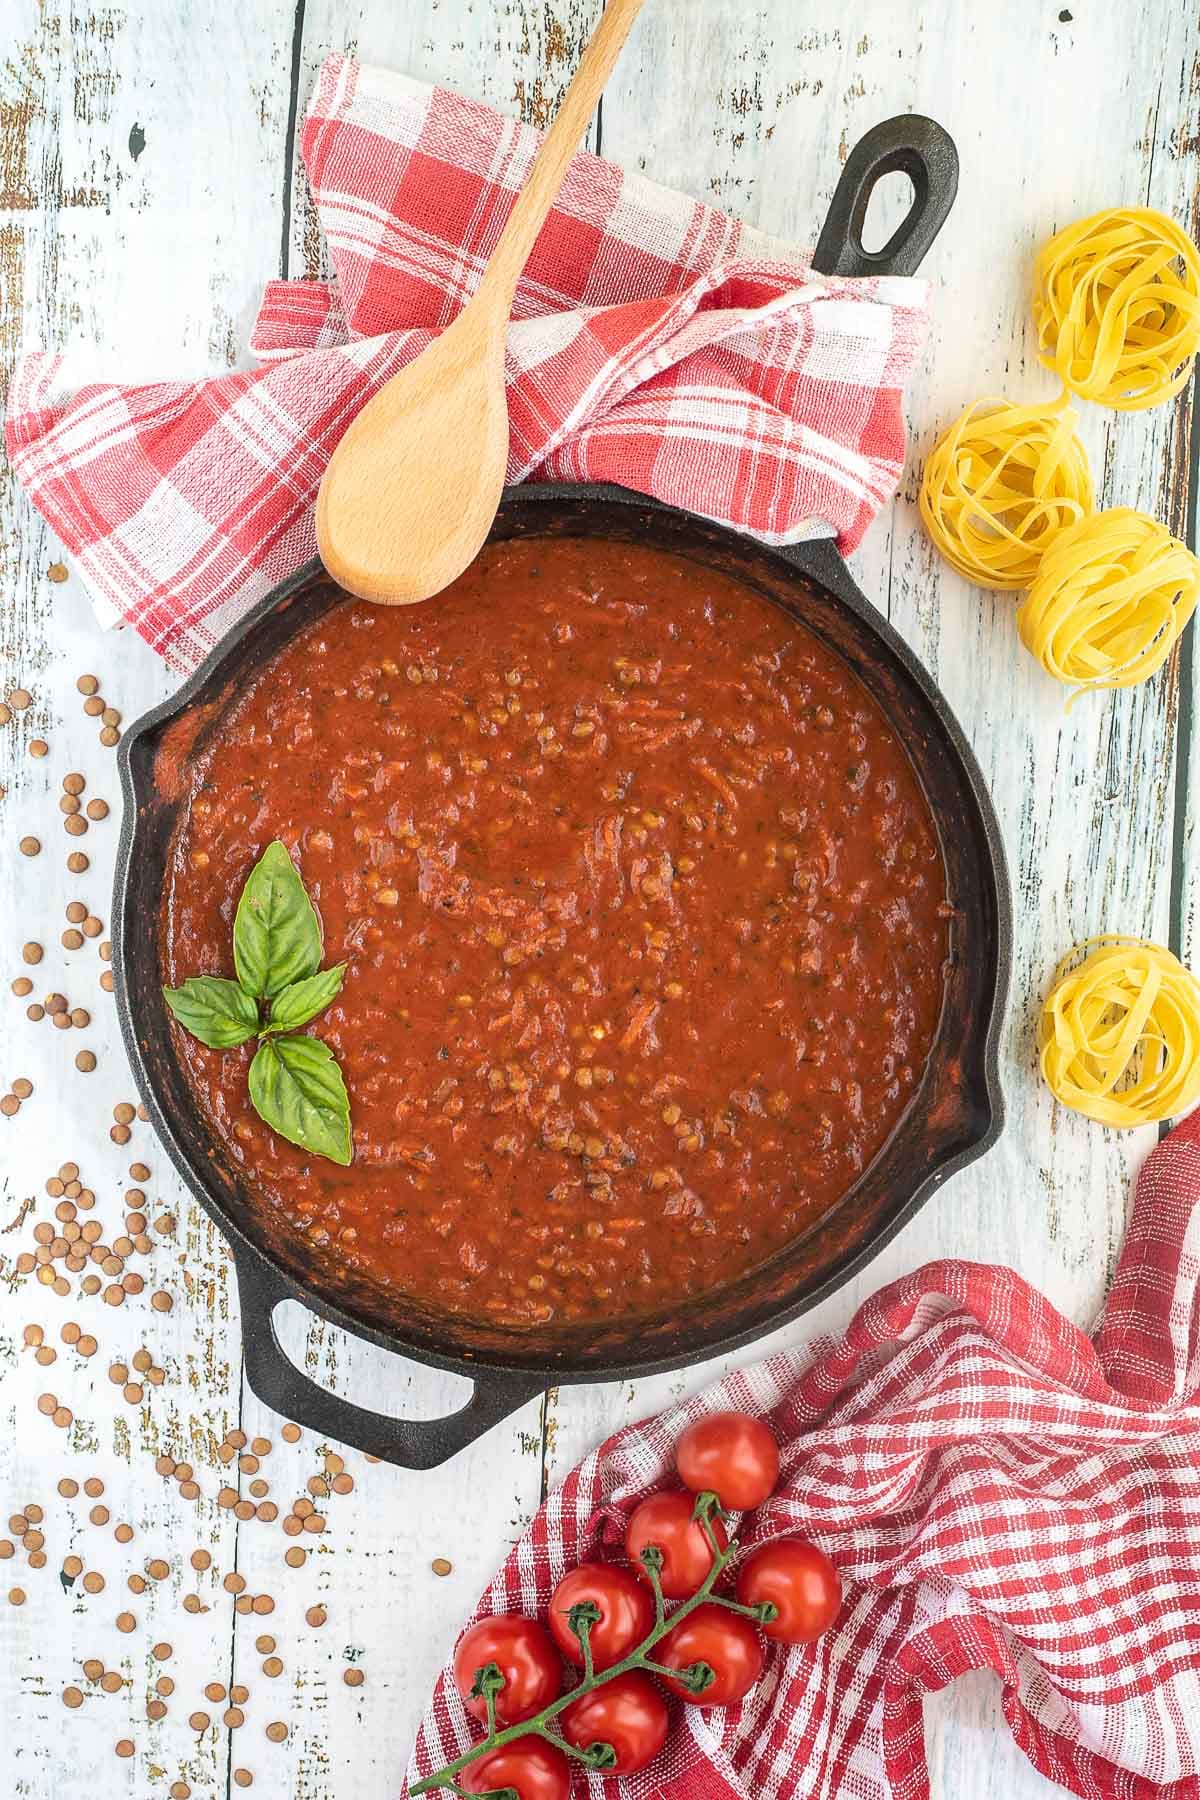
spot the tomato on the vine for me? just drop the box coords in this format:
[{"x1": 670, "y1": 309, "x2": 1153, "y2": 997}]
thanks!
[
  {"x1": 561, "y1": 1669, "x2": 670, "y2": 1774},
  {"x1": 460, "y1": 1738, "x2": 571, "y2": 1800},
  {"x1": 452, "y1": 1614, "x2": 561, "y2": 1724},
  {"x1": 547, "y1": 1562, "x2": 654, "y2": 1671},
  {"x1": 676, "y1": 1410, "x2": 780, "y2": 1511},
  {"x1": 735, "y1": 1539, "x2": 842, "y2": 1644},
  {"x1": 655, "y1": 1602, "x2": 764, "y2": 1707},
  {"x1": 625, "y1": 1491, "x2": 728, "y2": 1599}
]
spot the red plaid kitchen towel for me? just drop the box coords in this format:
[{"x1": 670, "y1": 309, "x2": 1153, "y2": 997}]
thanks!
[
  {"x1": 404, "y1": 1111, "x2": 1200, "y2": 1800},
  {"x1": 4, "y1": 53, "x2": 929, "y2": 674}
]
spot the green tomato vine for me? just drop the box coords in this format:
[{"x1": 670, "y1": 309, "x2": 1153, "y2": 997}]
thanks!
[{"x1": 410, "y1": 1493, "x2": 776, "y2": 1799}]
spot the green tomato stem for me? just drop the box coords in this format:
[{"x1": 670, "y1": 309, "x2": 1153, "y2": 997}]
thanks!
[
  {"x1": 538, "y1": 1728, "x2": 614, "y2": 1769},
  {"x1": 410, "y1": 1528, "x2": 744, "y2": 1795}
]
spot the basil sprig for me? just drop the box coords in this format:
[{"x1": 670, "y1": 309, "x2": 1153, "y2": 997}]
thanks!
[{"x1": 163, "y1": 840, "x2": 352, "y2": 1166}]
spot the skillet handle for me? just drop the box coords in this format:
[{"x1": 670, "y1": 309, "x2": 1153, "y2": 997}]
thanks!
[
  {"x1": 233, "y1": 1253, "x2": 544, "y2": 1470},
  {"x1": 811, "y1": 114, "x2": 959, "y2": 279}
]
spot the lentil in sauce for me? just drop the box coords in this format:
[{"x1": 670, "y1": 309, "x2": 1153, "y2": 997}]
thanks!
[{"x1": 163, "y1": 538, "x2": 948, "y2": 1327}]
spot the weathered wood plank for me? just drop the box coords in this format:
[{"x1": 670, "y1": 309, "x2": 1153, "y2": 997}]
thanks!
[
  {"x1": 252, "y1": 7, "x2": 607, "y2": 1797},
  {"x1": 1, "y1": 4, "x2": 297, "y2": 1797}
]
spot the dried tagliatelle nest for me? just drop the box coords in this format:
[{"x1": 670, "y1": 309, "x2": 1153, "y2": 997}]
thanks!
[
  {"x1": 918, "y1": 392, "x2": 1093, "y2": 590},
  {"x1": 1033, "y1": 205, "x2": 1200, "y2": 410},
  {"x1": 1016, "y1": 507, "x2": 1200, "y2": 701},
  {"x1": 1038, "y1": 936, "x2": 1200, "y2": 1127}
]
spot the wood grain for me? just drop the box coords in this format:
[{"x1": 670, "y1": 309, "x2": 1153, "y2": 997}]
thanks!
[{"x1": 1, "y1": 5, "x2": 1198, "y2": 1799}]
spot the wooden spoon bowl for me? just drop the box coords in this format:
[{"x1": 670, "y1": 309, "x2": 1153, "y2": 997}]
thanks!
[{"x1": 316, "y1": 0, "x2": 645, "y2": 606}]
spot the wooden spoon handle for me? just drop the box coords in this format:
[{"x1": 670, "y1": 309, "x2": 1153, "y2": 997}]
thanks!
[{"x1": 474, "y1": 0, "x2": 645, "y2": 314}]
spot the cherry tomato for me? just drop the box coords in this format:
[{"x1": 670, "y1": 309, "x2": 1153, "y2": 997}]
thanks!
[
  {"x1": 452, "y1": 1614, "x2": 561, "y2": 1725},
  {"x1": 735, "y1": 1539, "x2": 842, "y2": 1644},
  {"x1": 460, "y1": 1738, "x2": 571, "y2": 1800},
  {"x1": 547, "y1": 1561, "x2": 654, "y2": 1671},
  {"x1": 561, "y1": 1669, "x2": 670, "y2": 1774},
  {"x1": 655, "y1": 1602, "x2": 764, "y2": 1707},
  {"x1": 676, "y1": 1410, "x2": 780, "y2": 1511},
  {"x1": 625, "y1": 1491, "x2": 728, "y2": 1599}
]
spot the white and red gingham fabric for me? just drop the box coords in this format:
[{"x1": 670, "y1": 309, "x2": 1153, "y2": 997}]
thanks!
[
  {"x1": 404, "y1": 1111, "x2": 1200, "y2": 1800},
  {"x1": 4, "y1": 53, "x2": 929, "y2": 674}
]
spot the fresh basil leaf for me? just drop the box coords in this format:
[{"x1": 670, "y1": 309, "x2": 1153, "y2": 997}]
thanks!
[
  {"x1": 162, "y1": 976, "x2": 260, "y2": 1049},
  {"x1": 233, "y1": 840, "x2": 323, "y2": 999},
  {"x1": 263, "y1": 963, "x2": 347, "y2": 1037},
  {"x1": 248, "y1": 1034, "x2": 352, "y2": 1166}
]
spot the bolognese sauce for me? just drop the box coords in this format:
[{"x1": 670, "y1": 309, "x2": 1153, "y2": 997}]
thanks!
[{"x1": 162, "y1": 537, "x2": 948, "y2": 1327}]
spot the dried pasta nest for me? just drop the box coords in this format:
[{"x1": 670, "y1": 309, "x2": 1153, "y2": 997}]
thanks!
[
  {"x1": 1038, "y1": 937, "x2": 1200, "y2": 1127},
  {"x1": 918, "y1": 394, "x2": 1093, "y2": 590},
  {"x1": 1032, "y1": 206, "x2": 1200, "y2": 410},
  {"x1": 1016, "y1": 506, "x2": 1200, "y2": 699}
]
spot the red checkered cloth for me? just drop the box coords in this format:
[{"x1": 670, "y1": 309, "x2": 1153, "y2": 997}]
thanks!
[
  {"x1": 4, "y1": 53, "x2": 929, "y2": 674},
  {"x1": 404, "y1": 1111, "x2": 1200, "y2": 1800}
]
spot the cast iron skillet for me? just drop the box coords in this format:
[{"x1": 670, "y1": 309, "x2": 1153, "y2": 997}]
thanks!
[{"x1": 116, "y1": 115, "x2": 1010, "y2": 1468}]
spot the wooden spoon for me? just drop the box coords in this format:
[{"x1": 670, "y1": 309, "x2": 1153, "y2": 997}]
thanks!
[{"x1": 316, "y1": 0, "x2": 646, "y2": 606}]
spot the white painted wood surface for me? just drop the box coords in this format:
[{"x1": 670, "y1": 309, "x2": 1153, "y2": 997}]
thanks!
[{"x1": 1, "y1": 4, "x2": 1197, "y2": 1797}]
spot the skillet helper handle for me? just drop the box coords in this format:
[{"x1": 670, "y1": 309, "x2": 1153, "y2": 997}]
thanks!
[
  {"x1": 233, "y1": 1253, "x2": 544, "y2": 1470},
  {"x1": 811, "y1": 114, "x2": 959, "y2": 279}
]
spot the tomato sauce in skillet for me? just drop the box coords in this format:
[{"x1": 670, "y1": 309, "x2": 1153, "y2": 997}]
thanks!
[{"x1": 162, "y1": 537, "x2": 948, "y2": 1328}]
